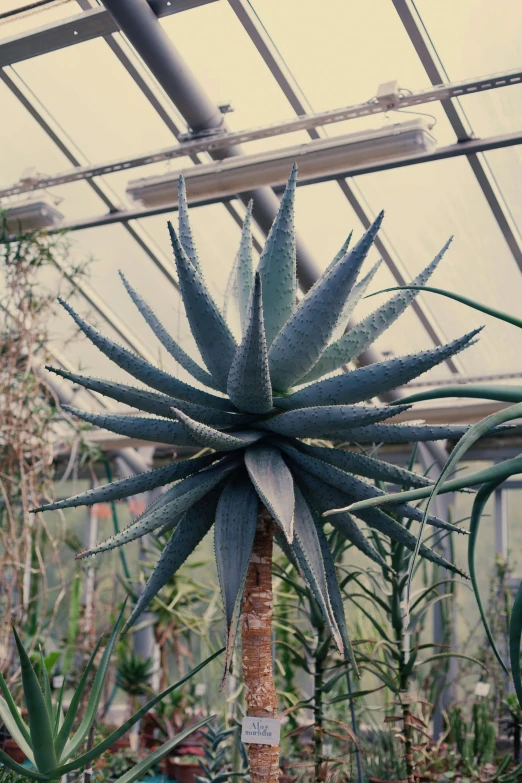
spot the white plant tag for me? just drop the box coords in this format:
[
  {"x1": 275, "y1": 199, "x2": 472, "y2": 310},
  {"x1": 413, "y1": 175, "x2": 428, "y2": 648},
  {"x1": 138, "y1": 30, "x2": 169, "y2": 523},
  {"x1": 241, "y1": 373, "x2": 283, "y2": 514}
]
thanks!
[
  {"x1": 241, "y1": 717, "x2": 281, "y2": 746},
  {"x1": 475, "y1": 681, "x2": 491, "y2": 697}
]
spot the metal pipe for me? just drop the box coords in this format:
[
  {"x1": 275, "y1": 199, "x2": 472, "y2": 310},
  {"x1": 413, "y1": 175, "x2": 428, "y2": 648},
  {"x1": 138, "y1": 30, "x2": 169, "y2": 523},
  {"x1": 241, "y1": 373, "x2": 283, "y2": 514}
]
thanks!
[{"x1": 100, "y1": 0, "x2": 323, "y2": 290}]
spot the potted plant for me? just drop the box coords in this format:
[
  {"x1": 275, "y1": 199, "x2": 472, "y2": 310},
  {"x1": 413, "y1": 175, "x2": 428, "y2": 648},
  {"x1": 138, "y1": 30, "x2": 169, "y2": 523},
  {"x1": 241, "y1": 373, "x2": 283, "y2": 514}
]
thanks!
[
  {"x1": 166, "y1": 753, "x2": 202, "y2": 783},
  {"x1": 0, "y1": 608, "x2": 220, "y2": 782}
]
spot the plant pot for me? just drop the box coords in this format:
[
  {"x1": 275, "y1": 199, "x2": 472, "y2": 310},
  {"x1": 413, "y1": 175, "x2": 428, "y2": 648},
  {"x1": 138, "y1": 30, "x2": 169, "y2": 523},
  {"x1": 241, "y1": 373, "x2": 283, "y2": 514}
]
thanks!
[
  {"x1": 140, "y1": 714, "x2": 157, "y2": 749},
  {"x1": 2, "y1": 739, "x2": 26, "y2": 764},
  {"x1": 166, "y1": 759, "x2": 202, "y2": 783},
  {"x1": 109, "y1": 737, "x2": 131, "y2": 753}
]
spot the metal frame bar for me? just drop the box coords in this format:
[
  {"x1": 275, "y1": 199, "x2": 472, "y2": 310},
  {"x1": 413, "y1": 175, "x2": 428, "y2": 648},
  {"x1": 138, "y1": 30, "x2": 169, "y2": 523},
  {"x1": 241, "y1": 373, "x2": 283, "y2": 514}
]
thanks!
[
  {"x1": 2, "y1": 67, "x2": 521, "y2": 199},
  {"x1": 392, "y1": 0, "x2": 522, "y2": 273},
  {"x1": 226, "y1": 0, "x2": 459, "y2": 372},
  {"x1": 0, "y1": 68, "x2": 176, "y2": 358},
  {"x1": 28, "y1": 127, "x2": 522, "y2": 232},
  {"x1": 0, "y1": 0, "x2": 218, "y2": 67}
]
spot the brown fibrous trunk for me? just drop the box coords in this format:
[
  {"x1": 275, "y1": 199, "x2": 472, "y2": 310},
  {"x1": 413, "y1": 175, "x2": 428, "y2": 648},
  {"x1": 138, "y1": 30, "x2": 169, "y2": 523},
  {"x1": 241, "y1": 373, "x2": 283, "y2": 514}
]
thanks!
[{"x1": 241, "y1": 511, "x2": 280, "y2": 783}]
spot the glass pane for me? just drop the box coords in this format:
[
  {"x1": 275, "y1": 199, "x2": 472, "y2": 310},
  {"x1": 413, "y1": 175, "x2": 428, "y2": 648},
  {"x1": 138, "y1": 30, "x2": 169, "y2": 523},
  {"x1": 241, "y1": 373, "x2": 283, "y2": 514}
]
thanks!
[
  {"x1": 352, "y1": 155, "x2": 522, "y2": 376},
  {"x1": 13, "y1": 38, "x2": 177, "y2": 161}
]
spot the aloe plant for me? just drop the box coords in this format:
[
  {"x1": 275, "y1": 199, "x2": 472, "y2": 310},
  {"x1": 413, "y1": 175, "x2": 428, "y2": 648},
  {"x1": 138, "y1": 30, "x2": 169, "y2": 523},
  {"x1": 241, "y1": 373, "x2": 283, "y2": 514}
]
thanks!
[
  {"x1": 34, "y1": 167, "x2": 485, "y2": 782},
  {"x1": 0, "y1": 606, "x2": 220, "y2": 782}
]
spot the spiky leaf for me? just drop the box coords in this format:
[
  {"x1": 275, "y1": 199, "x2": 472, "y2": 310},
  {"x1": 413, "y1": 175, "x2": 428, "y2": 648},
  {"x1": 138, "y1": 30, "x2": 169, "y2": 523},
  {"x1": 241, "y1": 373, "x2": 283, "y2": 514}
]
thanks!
[
  {"x1": 62, "y1": 406, "x2": 199, "y2": 447},
  {"x1": 297, "y1": 442, "x2": 433, "y2": 488},
  {"x1": 124, "y1": 489, "x2": 221, "y2": 631},
  {"x1": 258, "y1": 164, "x2": 297, "y2": 345},
  {"x1": 227, "y1": 273, "x2": 273, "y2": 413},
  {"x1": 119, "y1": 271, "x2": 218, "y2": 389},
  {"x1": 214, "y1": 474, "x2": 258, "y2": 661},
  {"x1": 172, "y1": 407, "x2": 263, "y2": 451},
  {"x1": 77, "y1": 461, "x2": 238, "y2": 558},
  {"x1": 178, "y1": 175, "x2": 199, "y2": 268},
  {"x1": 169, "y1": 222, "x2": 236, "y2": 390},
  {"x1": 268, "y1": 213, "x2": 383, "y2": 390},
  {"x1": 33, "y1": 454, "x2": 215, "y2": 513},
  {"x1": 58, "y1": 299, "x2": 229, "y2": 409},
  {"x1": 245, "y1": 444, "x2": 295, "y2": 542},
  {"x1": 291, "y1": 487, "x2": 343, "y2": 653},
  {"x1": 274, "y1": 329, "x2": 480, "y2": 409},
  {"x1": 237, "y1": 200, "x2": 254, "y2": 332},
  {"x1": 303, "y1": 238, "x2": 450, "y2": 382},
  {"x1": 260, "y1": 402, "x2": 409, "y2": 438}
]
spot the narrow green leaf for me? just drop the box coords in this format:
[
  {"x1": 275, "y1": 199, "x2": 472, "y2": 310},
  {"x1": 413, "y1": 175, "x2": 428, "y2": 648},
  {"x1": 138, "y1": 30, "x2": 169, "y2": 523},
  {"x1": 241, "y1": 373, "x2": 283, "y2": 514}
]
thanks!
[
  {"x1": 406, "y1": 402, "x2": 522, "y2": 596},
  {"x1": 39, "y1": 648, "x2": 53, "y2": 722},
  {"x1": 12, "y1": 627, "x2": 57, "y2": 774},
  {"x1": 55, "y1": 639, "x2": 102, "y2": 757},
  {"x1": 0, "y1": 671, "x2": 31, "y2": 745},
  {"x1": 227, "y1": 272, "x2": 273, "y2": 414},
  {"x1": 0, "y1": 697, "x2": 34, "y2": 762},
  {"x1": 509, "y1": 582, "x2": 522, "y2": 709},
  {"x1": 59, "y1": 604, "x2": 126, "y2": 762},
  {"x1": 366, "y1": 284, "x2": 522, "y2": 329},
  {"x1": 398, "y1": 384, "x2": 522, "y2": 406},
  {"x1": 469, "y1": 479, "x2": 510, "y2": 675},
  {"x1": 115, "y1": 718, "x2": 212, "y2": 783},
  {"x1": 329, "y1": 454, "x2": 522, "y2": 513},
  {"x1": 54, "y1": 650, "x2": 224, "y2": 776},
  {"x1": 0, "y1": 750, "x2": 47, "y2": 780}
]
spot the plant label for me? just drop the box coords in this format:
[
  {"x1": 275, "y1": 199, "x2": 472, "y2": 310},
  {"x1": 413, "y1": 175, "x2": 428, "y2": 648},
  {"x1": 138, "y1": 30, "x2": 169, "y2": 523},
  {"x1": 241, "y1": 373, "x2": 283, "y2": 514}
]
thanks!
[
  {"x1": 241, "y1": 717, "x2": 281, "y2": 746},
  {"x1": 474, "y1": 681, "x2": 491, "y2": 697}
]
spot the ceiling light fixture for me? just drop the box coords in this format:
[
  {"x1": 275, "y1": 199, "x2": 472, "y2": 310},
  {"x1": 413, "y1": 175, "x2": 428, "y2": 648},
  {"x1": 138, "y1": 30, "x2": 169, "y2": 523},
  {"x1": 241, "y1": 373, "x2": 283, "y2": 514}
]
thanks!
[{"x1": 126, "y1": 118, "x2": 437, "y2": 209}]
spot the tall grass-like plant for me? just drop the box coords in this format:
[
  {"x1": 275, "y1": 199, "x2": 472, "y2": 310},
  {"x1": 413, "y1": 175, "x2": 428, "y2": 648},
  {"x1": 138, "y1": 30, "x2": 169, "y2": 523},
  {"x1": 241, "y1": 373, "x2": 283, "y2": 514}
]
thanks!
[
  {"x1": 0, "y1": 606, "x2": 221, "y2": 782},
  {"x1": 335, "y1": 283, "x2": 522, "y2": 710},
  {"x1": 35, "y1": 167, "x2": 489, "y2": 781}
]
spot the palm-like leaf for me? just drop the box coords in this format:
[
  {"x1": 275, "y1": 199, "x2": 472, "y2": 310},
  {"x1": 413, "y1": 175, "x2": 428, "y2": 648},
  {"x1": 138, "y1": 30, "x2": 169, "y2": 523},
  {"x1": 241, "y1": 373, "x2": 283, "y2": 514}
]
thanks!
[{"x1": 35, "y1": 167, "x2": 489, "y2": 658}]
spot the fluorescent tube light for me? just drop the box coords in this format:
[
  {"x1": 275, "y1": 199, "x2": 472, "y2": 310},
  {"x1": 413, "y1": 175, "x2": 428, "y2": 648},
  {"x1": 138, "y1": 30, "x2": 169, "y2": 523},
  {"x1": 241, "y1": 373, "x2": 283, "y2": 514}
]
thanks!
[
  {"x1": 2, "y1": 193, "x2": 64, "y2": 233},
  {"x1": 126, "y1": 118, "x2": 437, "y2": 209}
]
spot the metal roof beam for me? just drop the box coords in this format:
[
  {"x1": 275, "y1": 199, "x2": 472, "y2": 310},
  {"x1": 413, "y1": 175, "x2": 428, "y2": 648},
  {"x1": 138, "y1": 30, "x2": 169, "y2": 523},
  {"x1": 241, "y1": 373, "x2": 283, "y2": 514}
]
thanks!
[
  {"x1": 0, "y1": 69, "x2": 170, "y2": 359},
  {"x1": 36, "y1": 127, "x2": 522, "y2": 231},
  {"x1": 392, "y1": 0, "x2": 522, "y2": 273},
  {"x1": 2, "y1": 66, "x2": 521, "y2": 199},
  {"x1": 0, "y1": 0, "x2": 218, "y2": 67}
]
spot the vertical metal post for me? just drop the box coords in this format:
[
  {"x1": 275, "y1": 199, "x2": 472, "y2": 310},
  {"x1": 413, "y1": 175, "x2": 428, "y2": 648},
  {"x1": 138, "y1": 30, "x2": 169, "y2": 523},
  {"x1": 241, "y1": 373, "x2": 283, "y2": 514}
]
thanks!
[
  {"x1": 418, "y1": 443, "x2": 456, "y2": 739},
  {"x1": 82, "y1": 494, "x2": 99, "y2": 642}
]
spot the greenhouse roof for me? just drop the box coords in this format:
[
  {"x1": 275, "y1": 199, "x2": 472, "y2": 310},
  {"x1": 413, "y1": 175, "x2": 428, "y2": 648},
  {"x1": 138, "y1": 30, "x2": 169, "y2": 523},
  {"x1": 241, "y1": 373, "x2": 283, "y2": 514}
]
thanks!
[{"x1": 1, "y1": 0, "x2": 522, "y2": 429}]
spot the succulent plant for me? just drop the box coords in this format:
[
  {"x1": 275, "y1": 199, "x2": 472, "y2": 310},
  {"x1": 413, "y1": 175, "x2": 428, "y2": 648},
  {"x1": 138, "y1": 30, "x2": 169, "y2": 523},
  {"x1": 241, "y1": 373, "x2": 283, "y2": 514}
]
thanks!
[
  {"x1": 35, "y1": 166, "x2": 481, "y2": 660},
  {"x1": 0, "y1": 606, "x2": 219, "y2": 782}
]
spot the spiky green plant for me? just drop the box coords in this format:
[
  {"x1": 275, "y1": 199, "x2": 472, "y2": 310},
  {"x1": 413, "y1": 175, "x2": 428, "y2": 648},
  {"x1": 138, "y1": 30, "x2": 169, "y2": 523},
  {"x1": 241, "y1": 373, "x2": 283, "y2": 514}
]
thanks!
[
  {"x1": 34, "y1": 166, "x2": 484, "y2": 780},
  {"x1": 0, "y1": 607, "x2": 220, "y2": 782}
]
